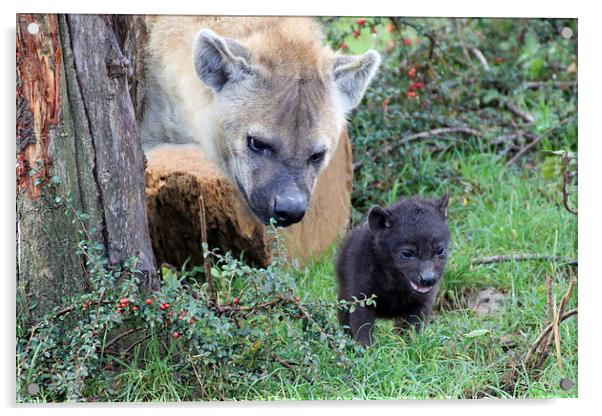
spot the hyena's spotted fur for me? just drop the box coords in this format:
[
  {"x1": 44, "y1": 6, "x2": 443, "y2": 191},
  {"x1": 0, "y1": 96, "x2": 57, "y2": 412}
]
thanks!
[{"x1": 142, "y1": 16, "x2": 380, "y2": 226}]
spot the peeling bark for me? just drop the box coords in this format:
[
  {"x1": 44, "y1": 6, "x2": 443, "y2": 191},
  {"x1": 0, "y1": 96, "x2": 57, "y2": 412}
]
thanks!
[{"x1": 16, "y1": 14, "x2": 158, "y2": 318}]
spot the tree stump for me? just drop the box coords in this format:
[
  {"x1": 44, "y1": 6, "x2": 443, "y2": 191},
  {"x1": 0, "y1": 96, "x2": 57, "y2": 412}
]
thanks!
[{"x1": 145, "y1": 130, "x2": 353, "y2": 268}]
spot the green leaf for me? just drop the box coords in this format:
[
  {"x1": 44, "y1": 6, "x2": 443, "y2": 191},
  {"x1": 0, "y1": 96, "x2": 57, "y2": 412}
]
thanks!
[{"x1": 464, "y1": 329, "x2": 490, "y2": 338}]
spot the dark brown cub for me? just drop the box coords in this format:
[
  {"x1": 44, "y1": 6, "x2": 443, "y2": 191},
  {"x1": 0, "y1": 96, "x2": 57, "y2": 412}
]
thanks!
[{"x1": 336, "y1": 193, "x2": 450, "y2": 346}]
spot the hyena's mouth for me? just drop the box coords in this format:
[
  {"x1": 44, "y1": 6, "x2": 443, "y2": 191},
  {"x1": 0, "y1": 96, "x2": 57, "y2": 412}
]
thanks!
[{"x1": 409, "y1": 280, "x2": 435, "y2": 295}]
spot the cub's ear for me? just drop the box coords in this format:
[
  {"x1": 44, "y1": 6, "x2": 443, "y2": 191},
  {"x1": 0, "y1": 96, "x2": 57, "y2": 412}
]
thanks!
[
  {"x1": 332, "y1": 49, "x2": 381, "y2": 114},
  {"x1": 368, "y1": 205, "x2": 393, "y2": 233},
  {"x1": 193, "y1": 29, "x2": 254, "y2": 92},
  {"x1": 434, "y1": 192, "x2": 449, "y2": 219}
]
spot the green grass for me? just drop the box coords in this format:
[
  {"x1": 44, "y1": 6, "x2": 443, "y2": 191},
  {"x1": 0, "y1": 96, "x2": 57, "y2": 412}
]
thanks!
[
  {"x1": 78, "y1": 152, "x2": 576, "y2": 401},
  {"x1": 17, "y1": 17, "x2": 577, "y2": 402}
]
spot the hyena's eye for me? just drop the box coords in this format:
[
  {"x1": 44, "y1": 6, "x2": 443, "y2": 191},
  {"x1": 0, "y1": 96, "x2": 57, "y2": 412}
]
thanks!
[
  {"x1": 247, "y1": 135, "x2": 274, "y2": 156},
  {"x1": 401, "y1": 250, "x2": 415, "y2": 259},
  {"x1": 435, "y1": 247, "x2": 446, "y2": 256},
  {"x1": 308, "y1": 151, "x2": 325, "y2": 164}
]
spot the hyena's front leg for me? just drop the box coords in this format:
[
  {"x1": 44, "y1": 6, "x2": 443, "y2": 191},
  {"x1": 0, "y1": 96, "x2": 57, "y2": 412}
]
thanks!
[
  {"x1": 349, "y1": 305, "x2": 377, "y2": 347},
  {"x1": 395, "y1": 301, "x2": 434, "y2": 334}
]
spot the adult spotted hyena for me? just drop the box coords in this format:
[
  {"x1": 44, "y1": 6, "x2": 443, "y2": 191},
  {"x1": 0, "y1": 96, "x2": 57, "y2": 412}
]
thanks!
[{"x1": 142, "y1": 16, "x2": 380, "y2": 226}]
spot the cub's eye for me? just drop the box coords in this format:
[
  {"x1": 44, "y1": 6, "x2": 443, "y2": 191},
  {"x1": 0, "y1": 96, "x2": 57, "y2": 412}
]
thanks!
[
  {"x1": 309, "y1": 151, "x2": 325, "y2": 164},
  {"x1": 401, "y1": 250, "x2": 415, "y2": 259},
  {"x1": 247, "y1": 135, "x2": 273, "y2": 156},
  {"x1": 435, "y1": 247, "x2": 446, "y2": 256}
]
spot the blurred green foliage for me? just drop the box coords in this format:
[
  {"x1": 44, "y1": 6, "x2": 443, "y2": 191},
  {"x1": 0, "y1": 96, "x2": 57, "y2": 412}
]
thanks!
[{"x1": 321, "y1": 17, "x2": 577, "y2": 221}]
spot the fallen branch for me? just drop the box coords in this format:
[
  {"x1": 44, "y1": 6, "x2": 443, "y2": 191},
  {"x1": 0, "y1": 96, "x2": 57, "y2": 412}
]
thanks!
[
  {"x1": 523, "y1": 308, "x2": 577, "y2": 368},
  {"x1": 473, "y1": 253, "x2": 577, "y2": 266},
  {"x1": 400, "y1": 127, "x2": 484, "y2": 145},
  {"x1": 505, "y1": 117, "x2": 575, "y2": 167}
]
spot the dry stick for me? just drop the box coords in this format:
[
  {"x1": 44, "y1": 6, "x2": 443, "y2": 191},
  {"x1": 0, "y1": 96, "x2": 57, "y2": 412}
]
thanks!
[
  {"x1": 471, "y1": 47, "x2": 490, "y2": 71},
  {"x1": 473, "y1": 253, "x2": 577, "y2": 266},
  {"x1": 453, "y1": 18, "x2": 474, "y2": 68},
  {"x1": 505, "y1": 117, "x2": 575, "y2": 167},
  {"x1": 535, "y1": 277, "x2": 556, "y2": 368},
  {"x1": 270, "y1": 352, "x2": 313, "y2": 384},
  {"x1": 189, "y1": 358, "x2": 209, "y2": 400},
  {"x1": 552, "y1": 294, "x2": 562, "y2": 371},
  {"x1": 400, "y1": 127, "x2": 484, "y2": 145},
  {"x1": 122, "y1": 333, "x2": 153, "y2": 356},
  {"x1": 553, "y1": 280, "x2": 576, "y2": 372},
  {"x1": 502, "y1": 99, "x2": 535, "y2": 124},
  {"x1": 521, "y1": 81, "x2": 577, "y2": 90},
  {"x1": 104, "y1": 326, "x2": 144, "y2": 351},
  {"x1": 561, "y1": 153, "x2": 578, "y2": 215},
  {"x1": 523, "y1": 308, "x2": 578, "y2": 367},
  {"x1": 198, "y1": 190, "x2": 216, "y2": 304}
]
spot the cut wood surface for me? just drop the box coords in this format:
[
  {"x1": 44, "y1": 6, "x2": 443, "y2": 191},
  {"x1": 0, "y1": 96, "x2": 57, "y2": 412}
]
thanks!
[{"x1": 145, "y1": 130, "x2": 353, "y2": 268}]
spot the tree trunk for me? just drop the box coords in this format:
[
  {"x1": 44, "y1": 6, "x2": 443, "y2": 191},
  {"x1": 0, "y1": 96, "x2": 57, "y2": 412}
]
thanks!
[{"x1": 16, "y1": 14, "x2": 157, "y2": 319}]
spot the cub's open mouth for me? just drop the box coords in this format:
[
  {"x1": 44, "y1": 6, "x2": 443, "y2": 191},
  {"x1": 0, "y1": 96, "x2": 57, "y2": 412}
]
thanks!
[{"x1": 409, "y1": 280, "x2": 435, "y2": 294}]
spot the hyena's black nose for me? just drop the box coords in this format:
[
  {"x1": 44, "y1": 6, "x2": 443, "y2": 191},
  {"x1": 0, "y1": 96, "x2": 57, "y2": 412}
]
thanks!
[
  {"x1": 419, "y1": 271, "x2": 437, "y2": 287},
  {"x1": 273, "y1": 192, "x2": 307, "y2": 226}
]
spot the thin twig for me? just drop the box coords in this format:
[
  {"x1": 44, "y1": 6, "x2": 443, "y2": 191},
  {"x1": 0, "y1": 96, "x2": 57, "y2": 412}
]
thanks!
[
  {"x1": 400, "y1": 127, "x2": 484, "y2": 145},
  {"x1": 553, "y1": 279, "x2": 576, "y2": 372},
  {"x1": 505, "y1": 117, "x2": 575, "y2": 167},
  {"x1": 471, "y1": 47, "x2": 490, "y2": 71},
  {"x1": 270, "y1": 352, "x2": 313, "y2": 384},
  {"x1": 521, "y1": 81, "x2": 577, "y2": 90},
  {"x1": 502, "y1": 99, "x2": 535, "y2": 124},
  {"x1": 523, "y1": 308, "x2": 577, "y2": 367},
  {"x1": 473, "y1": 253, "x2": 577, "y2": 266},
  {"x1": 198, "y1": 190, "x2": 216, "y2": 304},
  {"x1": 122, "y1": 333, "x2": 153, "y2": 355},
  {"x1": 561, "y1": 152, "x2": 578, "y2": 215},
  {"x1": 104, "y1": 326, "x2": 144, "y2": 351}
]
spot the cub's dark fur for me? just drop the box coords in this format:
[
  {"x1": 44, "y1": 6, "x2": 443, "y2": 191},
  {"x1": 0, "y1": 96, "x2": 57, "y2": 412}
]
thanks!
[{"x1": 336, "y1": 194, "x2": 450, "y2": 346}]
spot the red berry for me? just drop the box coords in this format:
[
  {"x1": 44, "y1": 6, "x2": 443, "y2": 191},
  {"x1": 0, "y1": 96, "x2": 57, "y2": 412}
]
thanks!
[
  {"x1": 406, "y1": 90, "x2": 418, "y2": 99},
  {"x1": 410, "y1": 82, "x2": 425, "y2": 89},
  {"x1": 356, "y1": 18, "x2": 366, "y2": 26},
  {"x1": 169, "y1": 311, "x2": 174, "y2": 317},
  {"x1": 386, "y1": 22, "x2": 395, "y2": 33},
  {"x1": 495, "y1": 56, "x2": 505, "y2": 63},
  {"x1": 233, "y1": 297, "x2": 239, "y2": 306},
  {"x1": 131, "y1": 306, "x2": 138, "y2": 312},
  {"x1": 295, "y1": 296, "x2": 301, "y2": 303},
  {"x1": 173, "y1": 331, "x2": 180, "y2": 338},
  {"x1": 113, "y1": 314, "x2": 118, "y2": 319},
  {"x1": 339, "y1": 43, "x2": 349, "y2": 50},
  {"x1": 145, "y1": 298, "x2": 152, "y2": 305},
  {"x1": 403, "y1": 38, "x2": 412, "y2": 47},
  {"x1": 353, "y1": 30, "x2": 360, "y2": 39},
  {"x1": 407, "y1": 67, "x2": 417, "y2": 79}
]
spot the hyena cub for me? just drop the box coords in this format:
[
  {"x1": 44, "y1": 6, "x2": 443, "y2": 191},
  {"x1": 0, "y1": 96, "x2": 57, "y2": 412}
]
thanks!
[{"x1": 336, "y1": 194, "x2": 450, "y2": 346}]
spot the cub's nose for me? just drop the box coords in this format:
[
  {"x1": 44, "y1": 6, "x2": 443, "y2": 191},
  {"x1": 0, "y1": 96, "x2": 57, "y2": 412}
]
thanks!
[
  {"x1": 272, "y1": 192, "x2": 307, "y2": 226},
  {"x1": 419, "y1": 271, "x2": 437, "y2": 287}
]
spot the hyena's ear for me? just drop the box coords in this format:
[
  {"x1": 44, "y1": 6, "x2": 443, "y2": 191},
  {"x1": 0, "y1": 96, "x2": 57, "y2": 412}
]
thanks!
[
  {"x1": 332, "y1": 50, "x2": 381, "y2": 114},
  {"x1": 193, "y1": 29, "x2": 254, "y2": 92},
  {"x1": 368, "y1": 205, "x2": 393, "y2": 233},
  {"x1": 434, "y1": 192, "x2": 449, "y2": 219}
]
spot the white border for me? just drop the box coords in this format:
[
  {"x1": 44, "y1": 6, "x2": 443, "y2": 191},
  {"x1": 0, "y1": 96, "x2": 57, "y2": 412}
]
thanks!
[{"x1": 2, "y1": 1, "x2": 600, "y2": 415}]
